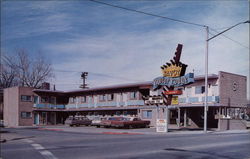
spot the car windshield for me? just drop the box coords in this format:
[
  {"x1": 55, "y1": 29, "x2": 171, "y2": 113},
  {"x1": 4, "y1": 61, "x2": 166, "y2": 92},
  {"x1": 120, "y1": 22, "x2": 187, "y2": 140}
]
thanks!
[{"x1": 122, "y1": 118, "x2": 130, "y2": 121}]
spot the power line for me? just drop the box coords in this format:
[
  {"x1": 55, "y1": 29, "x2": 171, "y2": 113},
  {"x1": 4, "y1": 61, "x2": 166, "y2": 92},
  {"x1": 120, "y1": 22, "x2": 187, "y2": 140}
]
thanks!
[
  {"x1": 89, "y1": 0, "x2": 248, "y2": 49},
  {"x1": 54, "y1": 69, "x2": 140, "y2": 82},
  {"x1": 89, "y1": 0, "x2": 206, "y2": 28},
  {"x1": 210, "y1": 27, "x2": 249, "y2": 49}
]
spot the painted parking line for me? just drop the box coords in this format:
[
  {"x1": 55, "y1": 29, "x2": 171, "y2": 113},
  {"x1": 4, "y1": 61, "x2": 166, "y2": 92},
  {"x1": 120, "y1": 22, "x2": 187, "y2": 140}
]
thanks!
[
  {"x1": 40, "y1": 150, "x2": 58, "y2": 159},
  {"x1": 31, "y1": 143, "x2": 45, "y2": 150},
  {"x1": 24, "y1": 139, "x2": 58, "y2": 159}
]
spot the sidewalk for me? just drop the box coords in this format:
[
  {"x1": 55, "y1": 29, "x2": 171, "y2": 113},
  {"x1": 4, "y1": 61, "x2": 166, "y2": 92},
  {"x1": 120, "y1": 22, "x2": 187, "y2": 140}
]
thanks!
[
  {"x1": 0, "y1": 129, "x2": 32, "y2": 143},
  {"x1": 7, "y1": 125, "x2": 249, "y2": 136}
]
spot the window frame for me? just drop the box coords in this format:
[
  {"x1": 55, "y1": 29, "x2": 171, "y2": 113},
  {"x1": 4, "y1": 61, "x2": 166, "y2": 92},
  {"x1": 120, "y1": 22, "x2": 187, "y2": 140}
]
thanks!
[
  {"x1": 41, "y1": 96, "x2": 49, "y2": 103},
  {"x1": 20, "y1": 112, "x2": 32, "y2": 118},
  {"x1": 130, "y1": 91, "x2": 138, "y2": 100},
  {"x1": 195, "y1": 86, "x2": 205, "y2": 94},
  {"x1": 142, "y1": 110, "x2": 152, "y2": 119},
  {"x1": 81, "y1": 96, "x2": 87, "y2": 103},
  {"x1": 20, "y1": 95, "x2": 32, "y2": 102},
  {"x1": 99, "y1": 94, "x2": 106, "y2": 102},
  {"x1": 107, "y1": 94, "x2": 114, "y2": 101}
]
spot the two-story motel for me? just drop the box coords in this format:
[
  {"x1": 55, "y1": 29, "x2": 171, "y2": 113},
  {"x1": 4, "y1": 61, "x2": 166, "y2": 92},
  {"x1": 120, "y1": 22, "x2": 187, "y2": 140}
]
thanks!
[{"x1": 3, "y1": 71, "x2": 248, "y2": 130}]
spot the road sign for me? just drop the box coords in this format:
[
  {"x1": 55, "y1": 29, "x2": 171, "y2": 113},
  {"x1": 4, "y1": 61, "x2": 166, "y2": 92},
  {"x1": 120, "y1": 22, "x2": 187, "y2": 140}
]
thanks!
[
  {"x1": 144, "y1": 95, "x2": 163, "y2": 105},
  {"x1": 164, "y1": 90, "x2": 182, "y2": 95}
]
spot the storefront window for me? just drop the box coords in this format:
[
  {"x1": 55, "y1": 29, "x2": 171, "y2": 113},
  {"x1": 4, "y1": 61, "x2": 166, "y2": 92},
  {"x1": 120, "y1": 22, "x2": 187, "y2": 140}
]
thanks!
[{"x1": 142, "y1": 110, "x2": 152, "y2": 119}]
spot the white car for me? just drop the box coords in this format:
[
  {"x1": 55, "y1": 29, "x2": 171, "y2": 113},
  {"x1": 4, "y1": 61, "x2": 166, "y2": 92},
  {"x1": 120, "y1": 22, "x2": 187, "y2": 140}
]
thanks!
[{"x1": 91, "y1": 116, "x2": 107, "y2": 127}]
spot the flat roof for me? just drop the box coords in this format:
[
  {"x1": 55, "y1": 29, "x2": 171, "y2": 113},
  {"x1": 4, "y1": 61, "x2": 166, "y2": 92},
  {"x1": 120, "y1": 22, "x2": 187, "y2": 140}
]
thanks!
[
  {"x1": 33, "y1": 74, "x2": 219, "y2": 94},
  {"x1": 66, "y1": 81, "x2": 152, "y2": 94}
]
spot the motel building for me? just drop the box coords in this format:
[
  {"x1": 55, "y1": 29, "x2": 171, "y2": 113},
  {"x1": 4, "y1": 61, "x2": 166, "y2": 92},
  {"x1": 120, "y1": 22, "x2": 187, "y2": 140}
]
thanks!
[{"x1": 3, "y1": 71, "x2": 248, "y2": 130}]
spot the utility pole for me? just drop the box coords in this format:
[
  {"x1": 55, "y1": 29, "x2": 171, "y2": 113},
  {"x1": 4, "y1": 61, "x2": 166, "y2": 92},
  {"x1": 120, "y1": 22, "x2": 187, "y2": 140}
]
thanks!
[
  {"x1": 204, "y1": 26, "x2": 209, "y2": 133},
  {"x1": 204, "y1": 20, "x2": 249, "y2": 133},
  {"x1": 80, "y1": 72, "x2": 88, "y2": 89}
]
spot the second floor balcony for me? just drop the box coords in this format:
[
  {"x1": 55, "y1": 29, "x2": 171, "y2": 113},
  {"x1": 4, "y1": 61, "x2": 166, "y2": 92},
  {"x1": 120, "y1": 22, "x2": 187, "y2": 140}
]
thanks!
[
  {"x1": 65, "y1": 100, "x2": 145, "y2": 109},
  {"x1": 33, "y1": 104, "x2": 65, "y2": 109}
]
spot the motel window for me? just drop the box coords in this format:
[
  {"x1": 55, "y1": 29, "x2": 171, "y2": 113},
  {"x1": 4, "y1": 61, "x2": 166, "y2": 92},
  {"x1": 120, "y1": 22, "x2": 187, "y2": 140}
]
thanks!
[
  {"x1": 50, "y1": 97, "x2": 56, "y2": 104},
  {"x1": 130, "y1": 91, "x2": 137, "y2": 100},
  {"x1": 99, "y1": 94, "x2": 106, "y2": 102},
  {"x1": 41, "y1": 96, "x2": 49, "y2": 103},
  {"x1": 107, "y1": 94, "x2": 114, "y2": 101},
  {"x1": 34, "y1": 96, "x2": 39, "y2": 104},
  {"x1": 69, "y1": 97, "x2": 76, "y2": 103},
  {"x1": 186, "y1": 87, "x2": 192, "y2": 97},
  {"x1": 81, "y1": 96, "x2": 87, "y2": 103},
  {"x1": 142, "y1": 110, "x2": 152, "y2": 119},
  {"x1": 21, "y1": 112, "x2": 32, "y2": 118},
  {"x1": 195, "y1": 86, "x2": 205, "y2": 94},
  {"x1": 21, "y1": 95, "x2": 32, "y2": 102}
]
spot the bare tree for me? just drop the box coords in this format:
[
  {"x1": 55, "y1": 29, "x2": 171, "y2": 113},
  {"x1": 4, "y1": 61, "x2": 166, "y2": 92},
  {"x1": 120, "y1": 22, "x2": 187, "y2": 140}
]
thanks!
[
  {"x1": 0, "y1": 55, "x2": 19, "y2": 88},
  {"x1": 0, "y1": 49, "x2": 54, "y2": 89}
]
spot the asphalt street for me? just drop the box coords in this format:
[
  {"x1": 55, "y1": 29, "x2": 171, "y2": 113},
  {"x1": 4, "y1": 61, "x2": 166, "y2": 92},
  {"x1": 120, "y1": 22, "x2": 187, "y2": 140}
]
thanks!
[{"x1": 1, "y1": 127, "x2": 250, "y2": 159}]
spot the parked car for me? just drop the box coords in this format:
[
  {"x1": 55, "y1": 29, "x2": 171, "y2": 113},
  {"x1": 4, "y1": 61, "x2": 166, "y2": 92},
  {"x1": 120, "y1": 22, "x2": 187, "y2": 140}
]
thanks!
[
  {"x1": 111, "y1": 117, "x2": 150, "y2": 128},
  {"x1": 91, "y1": 116, "x2": 107, "y2": 127},
  {"x1": 99, "y1": 117, "x2": 124, "y2": 128},
  {"x1": 65, "y1": 116, "x2": 92, "y2": 127},
  {"x1": 99, "y1": 116, "x2": 150, "y2": 129}
]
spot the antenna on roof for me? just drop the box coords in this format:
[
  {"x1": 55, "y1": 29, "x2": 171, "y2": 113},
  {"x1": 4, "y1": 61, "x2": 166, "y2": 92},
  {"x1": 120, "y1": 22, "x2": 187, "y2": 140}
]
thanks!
[{"x1": 80, "y1": 72, "x2": 89, "y2": 89}]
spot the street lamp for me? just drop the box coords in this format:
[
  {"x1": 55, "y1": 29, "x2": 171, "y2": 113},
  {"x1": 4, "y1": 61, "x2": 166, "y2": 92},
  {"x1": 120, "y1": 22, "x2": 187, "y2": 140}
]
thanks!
[{"x1": 204, "y1": 20, "x2": 250, "y2": 133}]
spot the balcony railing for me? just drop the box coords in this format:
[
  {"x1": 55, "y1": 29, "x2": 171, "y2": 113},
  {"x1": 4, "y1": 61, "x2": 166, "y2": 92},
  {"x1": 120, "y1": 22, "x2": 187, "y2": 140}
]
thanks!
[
  {"x1": 179, "y1": 96, "x2": 219, "y2": 104},
  {"x1": 65, "y1": 100, "x2": 145, "y2": 109},
  {"x1": 33, "y1": 104, "x2": 65, "y2": 109}
]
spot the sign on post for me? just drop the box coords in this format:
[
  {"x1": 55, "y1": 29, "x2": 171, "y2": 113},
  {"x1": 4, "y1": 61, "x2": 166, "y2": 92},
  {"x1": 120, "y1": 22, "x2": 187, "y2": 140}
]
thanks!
[
  {"x1": 152, "y1": 44, "x2": 194, "y2": 133},
  {"x1": 171, "y1": 96, "x2": 179, "y2": 105},
  {"x1": 156, "y1": 119, "x2": 167, "y2": 132}
]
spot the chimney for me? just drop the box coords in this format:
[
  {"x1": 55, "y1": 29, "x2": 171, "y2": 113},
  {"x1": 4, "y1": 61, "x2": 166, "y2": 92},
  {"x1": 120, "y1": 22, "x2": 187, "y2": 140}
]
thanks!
[{"x1": 42, "y1": 82, "x2": 50, "y2": 90}]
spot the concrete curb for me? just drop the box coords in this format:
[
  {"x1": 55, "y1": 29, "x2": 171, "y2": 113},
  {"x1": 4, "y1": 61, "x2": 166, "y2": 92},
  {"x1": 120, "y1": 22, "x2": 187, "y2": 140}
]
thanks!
[
  {"x1": 4, "y1": 126, "x2": 250, "y2": 136},
  {"x1": 34, "y1": 126, "x2": 250, "y2": 135}
]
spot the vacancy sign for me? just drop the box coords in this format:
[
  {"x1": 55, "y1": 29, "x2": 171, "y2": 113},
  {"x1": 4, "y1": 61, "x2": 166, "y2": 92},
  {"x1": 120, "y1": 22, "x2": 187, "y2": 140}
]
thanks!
[{"x1": 156, "y1": 119, "x2": 167, "y2": 132}]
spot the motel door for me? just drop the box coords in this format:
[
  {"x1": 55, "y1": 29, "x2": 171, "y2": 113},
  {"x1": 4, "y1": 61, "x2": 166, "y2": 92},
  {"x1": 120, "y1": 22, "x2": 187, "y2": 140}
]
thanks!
[
  {"x1": 34, "y1": 113, "x2": 39, "y2": 125},
  {"x1": 122, "y1": 93, "x2": 127, "y2": 106},
  {"x1": 116, "y1": 94, "x2": 121, "y2": 106}
]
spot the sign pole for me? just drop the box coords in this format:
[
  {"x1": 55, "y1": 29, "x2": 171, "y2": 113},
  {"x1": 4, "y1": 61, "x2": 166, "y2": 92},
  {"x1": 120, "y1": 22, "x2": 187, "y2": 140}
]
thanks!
[
  {"x1": 204, "y1": 26, "x2": 209, "y2": 133},
  {"x1": 153, "y1": 44, "x2": 195, "y2": 133},
  {"x1": 166, "y1": 106, "x2": 169, "y2": 132}
]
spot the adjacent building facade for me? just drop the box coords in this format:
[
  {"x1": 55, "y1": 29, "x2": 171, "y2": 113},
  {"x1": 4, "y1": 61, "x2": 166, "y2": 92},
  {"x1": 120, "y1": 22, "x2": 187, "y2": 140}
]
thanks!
[{"x1": 3, "y1": 71, "x2": 248, "y2": 130}]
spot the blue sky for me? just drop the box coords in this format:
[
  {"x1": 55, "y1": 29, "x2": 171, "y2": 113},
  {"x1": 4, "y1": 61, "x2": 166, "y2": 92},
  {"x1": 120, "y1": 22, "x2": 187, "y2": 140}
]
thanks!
[{"x1": 1, "y1": 0, "x2": 249, "y2": 97}]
